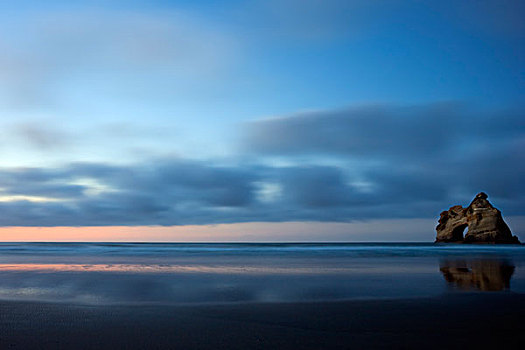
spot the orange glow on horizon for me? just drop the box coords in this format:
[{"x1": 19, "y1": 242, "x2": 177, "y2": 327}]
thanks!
[
  {"x1": 0, "y1": 217, "x2": 521, "y2": 242},
  {"x1": 0, "y1": 222, "x2": 363, "y2": 242},
  {"x1": 0, "y1": 219, "x2": 439, "y2": 242},
  {"x1": 0, "y1": 224, "x2": 266, "y2": 242}
]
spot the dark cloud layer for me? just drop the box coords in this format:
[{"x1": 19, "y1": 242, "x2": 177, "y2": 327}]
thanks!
[
  {"x1": 0, "y1": 103, "x2": 523, "y2": 226},
  {"x1": 245, "y1": 103, "x2": 523, "y2": 159},
  {"x1": 245, "y1": 103, "x2": 524, "y2": 202}
]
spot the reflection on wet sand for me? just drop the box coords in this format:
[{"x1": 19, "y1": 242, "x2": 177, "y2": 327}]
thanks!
[
  {"x1": 0, "y1": 263, "x2": 428, "y2": 275},
  {"x1": 440, "y1": 259, "x2": 515, "y2": 291}
]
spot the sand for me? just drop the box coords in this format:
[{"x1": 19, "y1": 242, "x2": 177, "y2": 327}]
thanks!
[{"x1": 1, "y1": 293, "x2": 524, "y2": 349}]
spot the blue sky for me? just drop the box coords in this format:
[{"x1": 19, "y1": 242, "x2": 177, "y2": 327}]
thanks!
[{"x1": 0, "y1": 0, "x2": 523, "y2": 239}]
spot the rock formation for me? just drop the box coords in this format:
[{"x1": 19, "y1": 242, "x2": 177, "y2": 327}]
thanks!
[{"x1": 435, "y1": 192, "x2": 520, "y2": 244}]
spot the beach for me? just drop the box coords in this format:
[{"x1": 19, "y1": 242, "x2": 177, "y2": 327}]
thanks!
[
  {"x1": 2, "y1": 294, "x2": 524, "y2": 349},
  {"x1": 0, "y1": 243, "x2": 524, "y2": 349}
]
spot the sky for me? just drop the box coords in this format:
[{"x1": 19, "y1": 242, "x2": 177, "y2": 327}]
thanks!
[{"x1": 0, "y1": 0, "x2": 523, "y2": 241}]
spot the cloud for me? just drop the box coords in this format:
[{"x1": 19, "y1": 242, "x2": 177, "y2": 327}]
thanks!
[
  {"x1": 243, "y1": 102, "x2": 524, "y2": 211},
  {"x1": 248, "y1": 0, "x2": 392, "y2": 41},
  {"x1": 451, "y1": 0, "x2": 525, "y2": 38},
  {"x1": 243, "y1": 104, "x2": 524, "y2": 168},
  {"x1": 244, "y1": 103, "x2": 523, "y2": 160},
  {"x1": 241, "y1": 0, "x2": 525, "y2": 43},
  {"x1": 12, "y1": 123, "x2": 71, "y2": 150},
  {"x1": 0, "y1": 103, "x2": 522, "y2": 227},
  {"x1": 0, "y1": 160, "x2": 260, "y2": 226},
  {"x1": 0, "y1": 9, "x2": 236, "y2": 108},
  {"x1": 277, "y1": 166, "x2": 355, "y2": 208}
]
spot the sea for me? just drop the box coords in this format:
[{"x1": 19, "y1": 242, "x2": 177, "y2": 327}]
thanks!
[{"x1": 0, "y1": 243, "x2": 523, "y2": 305}]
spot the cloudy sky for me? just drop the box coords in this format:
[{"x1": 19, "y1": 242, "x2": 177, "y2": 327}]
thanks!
[{"x1": 0, "y1": 0, "x2": 523, "y2": 241}]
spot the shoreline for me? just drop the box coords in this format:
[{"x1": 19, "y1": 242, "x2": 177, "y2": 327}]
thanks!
[{"x1": 2, "y1": 293, "x2": 524, "y2": 349}]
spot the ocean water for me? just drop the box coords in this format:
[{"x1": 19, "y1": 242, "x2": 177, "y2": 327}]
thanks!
[{"x1": 0, "y1": 243, "x2": 523, "y2": 305}]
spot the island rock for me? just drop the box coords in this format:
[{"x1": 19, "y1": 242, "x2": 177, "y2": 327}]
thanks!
[{"x1": 435, "y1": 192, "x2": 520, "y2": 244}]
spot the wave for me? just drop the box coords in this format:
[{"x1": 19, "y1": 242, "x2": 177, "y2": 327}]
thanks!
[{"x1": 0, "y1": 242, "x2": 523, "y2": 259}]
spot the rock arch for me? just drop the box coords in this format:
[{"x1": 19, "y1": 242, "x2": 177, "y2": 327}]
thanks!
[{"x1": 435, "y1": 193, "x2": 520, "y2": 244}]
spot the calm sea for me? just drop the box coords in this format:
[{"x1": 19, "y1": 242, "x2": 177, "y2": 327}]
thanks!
[{"x1": 0, "y1": 243, "x2": 523, "y2": 304}]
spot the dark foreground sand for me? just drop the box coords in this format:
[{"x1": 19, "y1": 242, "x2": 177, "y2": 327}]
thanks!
[{"x1": 1, "y1": 294, "x2": 524, "y2": 350}]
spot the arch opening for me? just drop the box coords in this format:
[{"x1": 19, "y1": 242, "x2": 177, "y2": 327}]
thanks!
[{"x1": 451, "y1": 224, "x2": 468, "y2": 241}]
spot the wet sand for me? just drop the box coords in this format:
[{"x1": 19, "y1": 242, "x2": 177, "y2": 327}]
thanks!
[{"x1": 1, "y1": 293, "x2": 524, "y2": 350}]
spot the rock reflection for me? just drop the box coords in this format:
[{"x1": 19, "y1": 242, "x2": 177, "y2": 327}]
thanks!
[{"x1": 440, "y1": 259, "x2": 515, "y2": 291}]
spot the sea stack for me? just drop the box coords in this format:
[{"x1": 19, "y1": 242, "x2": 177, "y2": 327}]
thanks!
[{"x1": 435, "y1": 192, "x2": 520, "y2": 244}]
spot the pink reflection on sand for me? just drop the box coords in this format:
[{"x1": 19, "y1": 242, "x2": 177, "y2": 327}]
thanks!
[
  {"x1": 0, "y1": 263, "x2": 432, "y2": 274},
  {"x1": 0, "y1": 263, "x2": 345, "y2": 274}
]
